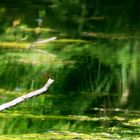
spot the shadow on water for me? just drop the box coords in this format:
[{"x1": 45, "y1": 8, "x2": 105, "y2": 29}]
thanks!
[{"x1": 45, "y1": 39, "x2": 140, "y2": 116}]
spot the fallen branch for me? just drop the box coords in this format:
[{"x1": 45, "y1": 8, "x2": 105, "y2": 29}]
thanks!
[
  {"x1": 0, "y1": 78, "x2": 54, "y2": 112},
  {"x1": 28, "y1": 37, "x2": 57, "y2": 48},
  {"x1": 33, "y1": 37, "x2": 57, "y2": 44}
]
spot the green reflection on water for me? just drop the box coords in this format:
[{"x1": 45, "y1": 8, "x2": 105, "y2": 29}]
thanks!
[
  {"x1": 0, "y1": 38, "x2": 140, "y2": 139},
  {"x1": 0, "y1": 111, "x2": 140, "y2": 139}
]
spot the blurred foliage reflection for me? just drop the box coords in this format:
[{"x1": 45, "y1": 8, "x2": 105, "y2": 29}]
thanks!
[{"x1": 0, "y1": 0, "x2": 140, "y2": 139}]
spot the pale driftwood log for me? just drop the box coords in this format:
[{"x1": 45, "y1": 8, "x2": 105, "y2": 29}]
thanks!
[
  {"x1": 28, "y1": 37, "x2": 57, "y2": 48},
  {"x1": 0, "y1": 78, "x2": 54, "y2": 112},
  {"x1": 33, "y1": 37, "x2": 57, "y2": 44}
]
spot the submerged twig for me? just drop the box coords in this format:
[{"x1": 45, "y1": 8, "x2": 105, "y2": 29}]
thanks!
[{"x1": 0, "y1": 78, "x2": 54, "y2": 112}]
